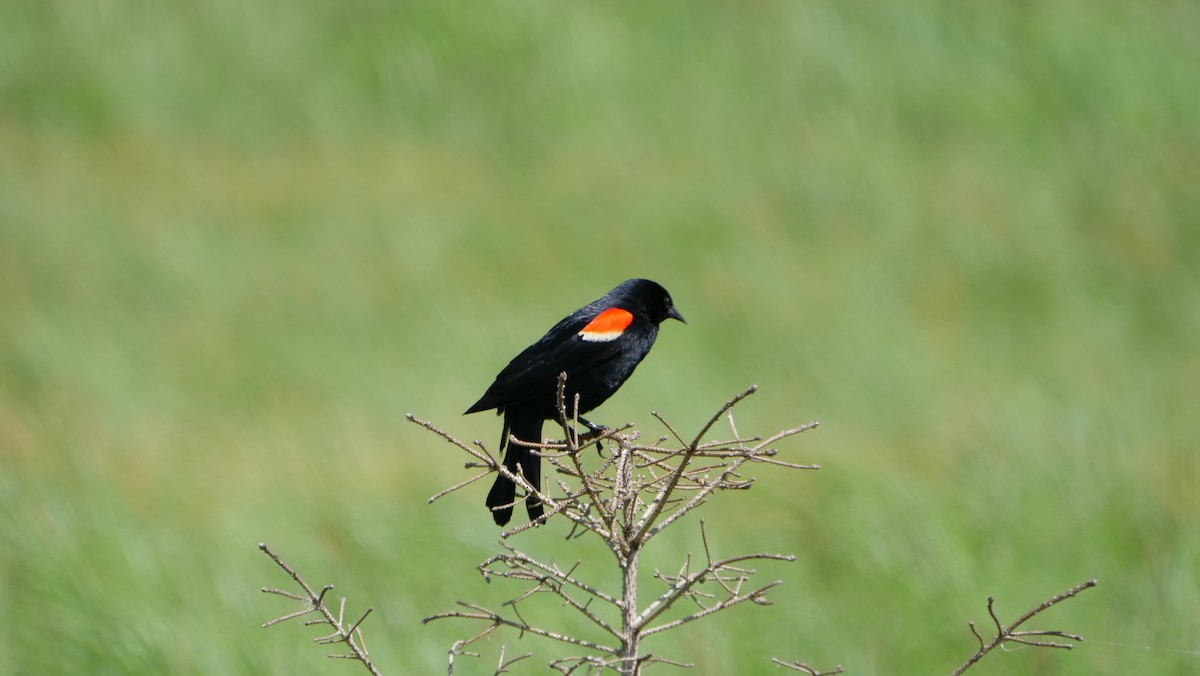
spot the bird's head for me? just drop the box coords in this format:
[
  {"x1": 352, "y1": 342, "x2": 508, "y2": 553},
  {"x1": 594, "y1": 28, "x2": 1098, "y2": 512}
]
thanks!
[{"x1": 615, "y1": 278, "x2": 685, "y2": 326}]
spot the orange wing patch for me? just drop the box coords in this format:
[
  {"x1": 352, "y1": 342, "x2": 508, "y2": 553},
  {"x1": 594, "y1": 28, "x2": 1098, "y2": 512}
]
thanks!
[{"x1": 578, "y1": 307, "x2": 633, "y2": 342}]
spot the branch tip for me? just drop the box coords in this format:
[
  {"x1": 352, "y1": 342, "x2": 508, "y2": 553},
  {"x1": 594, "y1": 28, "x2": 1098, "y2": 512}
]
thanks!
[
  {"x1": 257, "y1": 544, "x2": 381, "y2": 675},
  {"x1": 951, "y1": 579, "x2": 1097, "y2": 675}
]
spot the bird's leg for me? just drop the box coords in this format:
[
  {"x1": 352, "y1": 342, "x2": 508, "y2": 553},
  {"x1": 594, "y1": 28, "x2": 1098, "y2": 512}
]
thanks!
[
  {"x1": 578, "y1": 417, "x2": 607, "y2": 434},
  {"x1": 577, "y1": 417, "x2": 610, "y2": 455}
]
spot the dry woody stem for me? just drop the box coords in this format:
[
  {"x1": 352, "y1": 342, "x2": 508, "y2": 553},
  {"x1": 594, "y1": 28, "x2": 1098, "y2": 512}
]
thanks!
[
  {"x1": 254, "y1": 377, "x2": 1096, "y2": 675},
  {"x1": 951, "y1": 578, "x2": 1098, "y2": 675},
  {"x1": 259, "y1": 543, "x2": 381, "y2": 676},
  {"x1": 413, "y1": 378, "x2": 822, "y2": 674}
]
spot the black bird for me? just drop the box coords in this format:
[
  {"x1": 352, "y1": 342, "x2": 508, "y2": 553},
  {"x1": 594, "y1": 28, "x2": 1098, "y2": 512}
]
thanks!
[{"x1": 466, "y1": 279, "x2": 685, "y2": 526}]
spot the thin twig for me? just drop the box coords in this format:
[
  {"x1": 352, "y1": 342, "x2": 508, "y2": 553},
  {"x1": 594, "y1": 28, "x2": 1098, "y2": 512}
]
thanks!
[
  {"x1": 771, "y1": 658, "x2": 845, "y2": 675},
  {"x1": 424, "y1": 602, "x2": 619, "y2": 655},
  {"x1": 259, "y1": 543, "x2": 381, "y2": 676},
  {"x1": 951, "y1": 579, "x2": 1098, "y2": 675}
]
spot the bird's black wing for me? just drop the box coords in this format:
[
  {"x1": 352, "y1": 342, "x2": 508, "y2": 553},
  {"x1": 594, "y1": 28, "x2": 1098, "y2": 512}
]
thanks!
[{"x1": 466, "y1": 312, "x2": 625, "y2": 413}]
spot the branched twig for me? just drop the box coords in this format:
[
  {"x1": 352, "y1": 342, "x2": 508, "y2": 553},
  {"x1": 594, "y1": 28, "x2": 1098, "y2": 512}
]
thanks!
[
  {"x1": 423, "y1": 600, "x2": 619, "y2": 654},
  {"x1": 771, "y1": 659, "x2": 845, "y2": 675},
  {"x1": 414, "y1": 383, "x2": 823, "y2": 674},
  {"x1": 951, "y1": 579, "x2": 1098, "y2": 675},
  {"x1": 259, "y1": 543, "x2": 381, "y2": 675},
  {"x1": 548, "y1": 653, "x2": 695, "y2": 675}
]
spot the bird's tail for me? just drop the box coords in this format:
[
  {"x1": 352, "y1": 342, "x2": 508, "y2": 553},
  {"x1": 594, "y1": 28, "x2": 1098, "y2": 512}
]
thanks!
[{"x1": 485, "y1": 412, "x2": 545, "y2": 526}]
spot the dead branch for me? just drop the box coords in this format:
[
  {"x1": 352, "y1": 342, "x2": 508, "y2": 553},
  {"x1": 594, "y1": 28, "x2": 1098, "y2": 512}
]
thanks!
[
  {"x1": 259, "y1": 543, "x2": 380, "y2": 675},
  {"x1": 951, "y1": 578, "x2": 1098, "y2": 674},
  {"x1": 414, "y1": 381, "x2": 821, "y2": 674},
  {"x1": 770, "y1": 658, "x2": 845, "y2": 675}
]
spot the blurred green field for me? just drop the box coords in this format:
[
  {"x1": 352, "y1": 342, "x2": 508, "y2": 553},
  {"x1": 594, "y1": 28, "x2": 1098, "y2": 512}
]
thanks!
[{"x1": 2, "y1": 1, "x2": 1198, "y2": 674}]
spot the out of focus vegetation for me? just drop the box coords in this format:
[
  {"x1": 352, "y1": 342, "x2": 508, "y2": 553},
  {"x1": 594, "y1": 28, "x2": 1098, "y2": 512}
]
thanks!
[{"x1": 2, "y1": 2, "x2": 1197, "y2": 673}]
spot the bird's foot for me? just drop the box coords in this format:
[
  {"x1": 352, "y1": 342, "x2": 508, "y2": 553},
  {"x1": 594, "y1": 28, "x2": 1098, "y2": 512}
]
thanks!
[{"x1": 577, "y1": 417, "x2": 611, "y2": 455}]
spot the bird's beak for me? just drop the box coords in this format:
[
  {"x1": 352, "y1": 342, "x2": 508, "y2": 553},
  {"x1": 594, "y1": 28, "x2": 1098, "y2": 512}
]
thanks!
[{"x1": 667, "y1": 306, "x2": 686, "y2": 324}]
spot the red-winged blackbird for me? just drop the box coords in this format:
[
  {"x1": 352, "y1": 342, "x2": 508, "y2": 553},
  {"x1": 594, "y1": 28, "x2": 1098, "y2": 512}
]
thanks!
[{"x1": 466, "y1": 279, "x2": 685, "y2": 526}]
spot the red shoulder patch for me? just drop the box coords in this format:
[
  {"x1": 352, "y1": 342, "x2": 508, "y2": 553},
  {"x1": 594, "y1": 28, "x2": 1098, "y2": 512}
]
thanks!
[{"x1": 578, "y1": 307, "x2": 633, "y2": 342}]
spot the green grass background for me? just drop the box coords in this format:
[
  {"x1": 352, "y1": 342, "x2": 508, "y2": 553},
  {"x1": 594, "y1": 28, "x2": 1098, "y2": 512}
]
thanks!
[{"x1": 2, "y1": 2, "x2": 1198, "y2": 673}]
